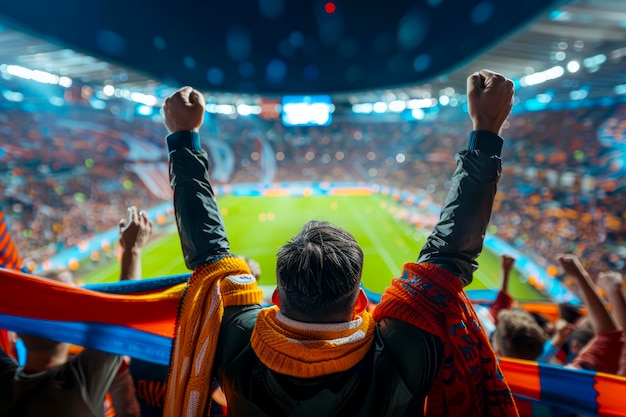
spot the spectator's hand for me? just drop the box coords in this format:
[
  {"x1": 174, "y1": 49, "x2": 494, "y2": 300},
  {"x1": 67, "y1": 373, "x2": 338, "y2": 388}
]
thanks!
[
  {"x1": 467, "y1": 69, "x2": 514, "y2": 134},
  {"x1": 162, "y1": 86, "x2": 205, "y2": 133},
  {"x1": 557, "y1": 254, "x2": 586, "y2": 279},
  {"x1": 119, "y1": 206, "x2": 152, "y2": 251},
  {"x1": 552, "y1": 318, "x2": 575, "y2": 347},
  {"x1": 597, "y1": 271, "x2": 623, "y2": 293},
  {"x1": 501, "y1": 254, "x2": 516, "y2": 273}
]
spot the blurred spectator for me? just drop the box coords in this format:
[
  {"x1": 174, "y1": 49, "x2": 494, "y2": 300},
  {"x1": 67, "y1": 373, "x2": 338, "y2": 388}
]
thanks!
[{"x1": 0, "y1": 269, "x2": 122, "y2": 417}]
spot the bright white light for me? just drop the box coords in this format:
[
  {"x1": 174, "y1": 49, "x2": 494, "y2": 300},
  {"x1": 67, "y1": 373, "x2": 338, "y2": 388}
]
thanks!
[
  {"x1": 237, "y1": 104, "x2": 252, "y2": 116},
  {"x1": 282, "y1": 102, "x2": 330, "y2": 125},
  {"x1": 216, "y1": 104, "x2": 236, "y2": 115},
  {"x1": 615, "y1": 84, "x2": 626, "y2": 95},
  {"x1": 411, "y1": 108, "x2": 425, "y2": 120},
  {"x1": 520, "y1": 66, "x2": 564, "y2": 86},
  {"x1": 395, "y1": 153, "x2": 406, "y2": 163},
  {"x1": 407, "y1": 98, "x2": 434, "y2": 109},
  {"x1": 439, "y1": 95, "x2": 450, "y2": 106},
  {"x1": 566, "y1": 61, "x2": 580, "y2": 73},
  {"x1": 555, "y1": 51, "x2": 566, "y2": 61},
  {"x1": 136, "y1": 104, "x2": 153, "y2": 115},
  {"x1": 103, "y1": 85, "x2": 115, "y2": 96},
  {"x1": 5, "y1": 64, "x2": 71, "y2": 87},
  {"x1": 249, "y1": 105, "x2": 262, "y2": 114},
  {"x1": 352, "y1": 103, "x2": 373, "y2": 114},
  {"x1": 373, "y1": 102, "x2": 387, "y2": 113},
  {"x1": 7, "y1": 65, "x2": 33, "y2": 79},
  {"x1": 205, "y1": 104, "x2": 218, "y2": 113},
  {"x1": 388, "y1": 100, "x2": 406, "y2": 112},
  {"x1": 32, "y1": 70, "x2": 59, "y2": 84},
  {"x1": 130, "y1": 92, "x2": 158, "y2": 106},
  {"x1": 58, "y1": 76, "x2": 72, "y2": 88}
]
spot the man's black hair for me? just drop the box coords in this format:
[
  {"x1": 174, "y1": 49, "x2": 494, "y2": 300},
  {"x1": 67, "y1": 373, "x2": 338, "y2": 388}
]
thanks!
[{"x1": 276, "y1": 220, "x2": 363, "y2": 321}]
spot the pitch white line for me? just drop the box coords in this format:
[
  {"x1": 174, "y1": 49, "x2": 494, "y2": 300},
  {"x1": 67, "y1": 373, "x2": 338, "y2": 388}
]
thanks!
[
  {"x1": 346, "y1": 198, "x2": 402, "y2": 277},
  {"x1": 473, "y1": 267, "x2": 497, "y2": 288}
]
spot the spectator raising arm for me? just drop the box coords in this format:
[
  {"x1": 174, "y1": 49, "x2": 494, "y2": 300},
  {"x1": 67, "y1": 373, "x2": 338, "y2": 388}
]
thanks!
[
  {"x1": 558, "y1": 254, "x2": 623, "y2": 374},
  {"x1": 490, "y1": 255, "x2": 516, "y2": 324},
  {"x1": 118, "y1": 206, "x2": 153, "y2": 281},
  {"x1": 597, "y1": 271, "x2": 626, "y2": 376}
]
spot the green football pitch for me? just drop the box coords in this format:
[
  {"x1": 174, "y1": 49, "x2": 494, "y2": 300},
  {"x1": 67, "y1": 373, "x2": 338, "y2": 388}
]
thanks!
[{"x1": 82, "y1": 194, "x2": 547, "y2": 301}]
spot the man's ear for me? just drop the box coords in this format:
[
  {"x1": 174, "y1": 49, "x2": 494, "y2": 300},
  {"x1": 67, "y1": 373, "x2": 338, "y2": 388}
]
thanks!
[
  {"x1": 271, "y1": 288, "x2": 281, "y2": 307},
  {"x1": 353, "y1": 288, "x2": 369, "y2": 314}
]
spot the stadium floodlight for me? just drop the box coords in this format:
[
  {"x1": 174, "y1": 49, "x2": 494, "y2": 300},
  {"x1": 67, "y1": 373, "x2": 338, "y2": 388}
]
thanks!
[
  {"x1": 411, "y1": 108, "x2": 425, "y2": 120},
  {"x1": 58, "y1": 76, "x2": 72, "y2": 88},
  {"x1": 352, "y1": 103, "x2": 373, "y2": 114},
  {"x1": 130, "y1": 92, "x2": 158, "y2": 106},
  {"x1": 566, "y1": 61, "x2": 580, "y2": 73},
  {"x1": 373, "y1": 102, "x2": 387, "y2": 113},
  {"x1": 216, "y1": 104, "x2": 236, "y2": 115},
  {"x1": 237, "y1": 104, "x2": 252, "y2": 116},
  {"x1": 520, "y1": 66, "x2": 564, "y2": 87},
  {"x1": 103, "y1": 85, "x2": 115, "y2": 96},
  {"x1": 407, "y1": 98, "x2": 432, "y2": 109},
  {"x1": 136, "y1": 104, "x2": 153, "y2": 116},
  {"x1": 388, "y1": 100, "x2": 406, "y2": 112}
]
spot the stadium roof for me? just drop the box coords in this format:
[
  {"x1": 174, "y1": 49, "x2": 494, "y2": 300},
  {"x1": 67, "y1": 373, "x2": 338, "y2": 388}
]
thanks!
[{"x1": 0, "y1": 0, "x2": 625, "y2": 105}]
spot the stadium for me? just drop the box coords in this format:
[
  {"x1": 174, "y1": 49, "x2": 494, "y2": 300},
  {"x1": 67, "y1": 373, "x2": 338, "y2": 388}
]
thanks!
[{"x1": 0, "y1": 0, "x2": 625, "y2": 416}]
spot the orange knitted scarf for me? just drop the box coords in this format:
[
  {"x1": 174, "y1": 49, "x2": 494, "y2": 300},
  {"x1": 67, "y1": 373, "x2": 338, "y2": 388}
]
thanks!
[
  {"x1": 374, "y1": 262, "x2": 519, "y2": 417},
  {"x1": 251, "y1": 306, "x2": 376, "y2": 378},
  {"x1": 163, "y1": 256, "x2": 263, "y2": 417}
]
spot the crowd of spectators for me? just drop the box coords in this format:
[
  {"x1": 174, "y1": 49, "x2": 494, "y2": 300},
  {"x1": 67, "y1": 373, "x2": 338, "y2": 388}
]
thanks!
[
  {"x1": 1, "y1": 101, "x2": 625, "y2": 276},
  {"x1": 1, "y1": 85, "x2": 626, "y2": 417}
]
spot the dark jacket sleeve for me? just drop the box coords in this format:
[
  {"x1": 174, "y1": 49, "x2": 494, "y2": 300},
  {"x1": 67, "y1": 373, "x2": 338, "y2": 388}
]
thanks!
[
  {"x1": 417, "y1": 130, "x2": 503, "y2": 287},
  {"x1": 167, "y1": 130, "x2": 230, "y2": 270}
]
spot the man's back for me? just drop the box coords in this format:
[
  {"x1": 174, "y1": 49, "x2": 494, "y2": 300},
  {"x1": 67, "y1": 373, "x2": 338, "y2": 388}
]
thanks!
[
  {"x1": 0, "y1": 347, "x2": 121, "y2": 417},
  {"x1": 214, "y1": 306, "x2": 442, "y2": 417}
]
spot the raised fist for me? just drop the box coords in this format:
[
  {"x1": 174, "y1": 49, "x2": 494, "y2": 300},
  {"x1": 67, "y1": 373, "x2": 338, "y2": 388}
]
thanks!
[
  {"x1": 467, "y1": 69, "x2": 514, "y2": 134},
  {"x1": 162, "y1": 86, "x2": 206, "y2": 133},
  {"x1": 597, "y1": 271, "x2": 624, "y2": 292},
  {"x1": 557, "y1": 254, "x2": 585, "y2": 279},
  {"x1": 501, "y1": 254, "x2": 516, "y2": 273},
  {"x1": 119, "y1": 206, "x2": 152, "y2": 251}
]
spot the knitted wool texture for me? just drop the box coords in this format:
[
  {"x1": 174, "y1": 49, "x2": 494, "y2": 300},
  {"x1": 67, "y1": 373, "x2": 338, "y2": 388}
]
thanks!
[
  {"x1": 374, "y1": 262, "x2": 519, "y2": 417},
  {"x1": 251, "y1": 306, "x2": 376, "y2": 378},
  {"x1": 164, "y1": 256, "x2": 263, "y2": 417}
]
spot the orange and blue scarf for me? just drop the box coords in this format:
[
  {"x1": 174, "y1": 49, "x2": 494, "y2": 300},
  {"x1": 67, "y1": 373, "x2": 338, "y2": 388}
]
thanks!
[{"x1": 163, "y1": 256, "x2": 263, "y2": 417}]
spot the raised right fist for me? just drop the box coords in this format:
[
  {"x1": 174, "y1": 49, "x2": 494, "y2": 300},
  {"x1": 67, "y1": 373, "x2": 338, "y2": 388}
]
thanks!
[
  {"x1": 162, "y1": 86, "x2": 206, "y2": 133},
  {"x1": 467, "y1": 69, "x2": 514, "y2": 135}
]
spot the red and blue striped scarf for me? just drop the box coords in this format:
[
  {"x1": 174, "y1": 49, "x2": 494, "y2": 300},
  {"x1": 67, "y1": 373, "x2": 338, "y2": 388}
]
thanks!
[{"x1": 374, "y1": 262, "x2": 519, "y2": 417}]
